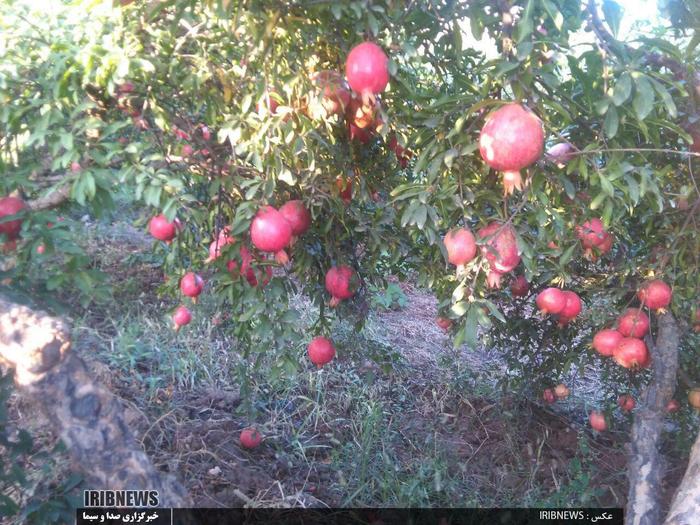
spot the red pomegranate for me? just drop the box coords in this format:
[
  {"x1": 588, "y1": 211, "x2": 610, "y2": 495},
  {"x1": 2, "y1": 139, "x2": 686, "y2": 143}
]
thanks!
[
  {"x1": 250, "y1": 206, "x2": 292, "y2": 253},
  {"x1": 336, "y1": 176, "x2": 353, "y2": 203},
  {"x1": 536, "y1": 287, "x2": 566, "y2": 315},
  {"x1": 348, "y1": 97, "x2": 377, "y2": 129},
  {"x1": 180, "y1": 272, "x2": 204, "y2": 300},
  {"x1": 200, "y1": 124, "x2": 211, "y2": 141},
  {"x1": 576, "y1": 218, "x2": 607, "y2": 249},
  {"x1": 510, "y1": 275, "x2": 529, "y2": 297},
  {"x1": 348, "y1": 122, "x2": 372, "y2": 143},
  {"x1": 618, "y1": 394, "x2": 635, "y2": 412},
  {"x1": 257, "y1": 90, "x2": 280, "y2": 115},
  {"x1": 308, "y1": 336, "x2": 336, "y2": 367},
  {"x1": 279, "y1": 200, "x2": 311, "y2": 236},
  {"x1": 311, "y1": 71, "x2": 351, "y2": 118},
  {"x1": 444, "y1": 228, "x2": 477, "y2": 267},
  {"x1": 325, "y1": 265, "x2": 357, "y2": 306},
  {"x1": 436, "y1": 317, "x2": 453, "y2": 331},
  {"x1": 0, "y1": 196, "x2": 26, "y2": 240},
  {"x1": 617, "y1": 308, "x2": 649, "y2": 338},
  {"x1": 595, "y1": 232, "x2": 614, "y2": 257},
  {"x1": 637, "y1": 279, "x2": 672, "y2": 311},
  {"x1": 240, "y1": 427, "x2": 262, "y2": 449},
  {"x1": 666, "y1": 399, "x2": 680, "y2": 413},
  {"x1": 206, "y1": 228, "x2": 234, "y2": 262},
  {"x1": 558, "y1": 291, "x2": 582, "y2": 323},
  {"x1": 592, "y1": 329, "x2": 623, "y2": 357},
  {"x1": 345, "y1": 42, "x2": 389, "y2": 95},
  {"x1": 478, "y1": 103, "x2": 544, "y2": 195},
  {"x1": 589, "y1": 411, "x2": 607, "y2": 431},
  {"x1": 182, "y1": 144, "x2": 194, "y2": 157},
  {"x1": 613, "y1": 337, "x2": 649, "y2": 369},
  {"x1": 148, "y1": 214, "x2": 181, "y2": 243},
  {"x1": 227, "y1": 245, "x2": 272, "y2": 287},
  {"x1": 477, "y1": 222, "x2": 520, "y2": 276},
  {"x1": 545, "y1": 143, "x2": 574, "y2": 165},
  {"x1": 542, "y1": 388, "x2": 556, "y2": 404},
  {"x1": 554, "y1": 384, "x2": 570, "y2": 400},
  {"x1": 172, "y1": 306, "x2": 192, "y2": 331}
]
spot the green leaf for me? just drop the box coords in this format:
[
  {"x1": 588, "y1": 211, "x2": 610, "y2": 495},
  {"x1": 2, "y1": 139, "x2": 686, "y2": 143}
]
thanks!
[
  {"x1": 612, "y1": 72, "x2": 632, "y2": 106},
  {"x1": 560, "y1": 244, "x2": 576, "y2": 266},
  {"x1": 602, "y1": 0, "x2": 623, "y2": 37},
  {"x1": 603, "y1": 106, "x2": 619, "y2": 138},
  {"x1": 542, "y1": 0, "x2": 564, "y2": 30},
  {"x1": 632, "y1": 76, "x2": 655, "y2": 120}
]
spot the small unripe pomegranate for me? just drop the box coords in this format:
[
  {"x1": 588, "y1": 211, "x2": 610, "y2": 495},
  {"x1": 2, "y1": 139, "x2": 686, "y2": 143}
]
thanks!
[
  {"x1": 536, "y1": 287, "x2": 566, "y2": 315},
  {"x1": 613, "y1": 337, "x2": 649, "y2": 369},
  {"x1": 477, "y1": 222, "x2": 520, "y2": 275},
  {"x1": 308, "y1": 336, "x2": 336, "y2": 367},
  {"x1": 618, "y1": 394, "x2": 635, "y2": 412},
  {"x1": 637, "y1": 279, "x2": 672, "y2": 312},
  {"x1": 554, "y1": 384, "x2": 570, "y2": 400},
  {"x1": 478, "y1": 103, "x2": 544, "y2": 195},
  {"x1": 172, "y1": 306, "x2": 192, "y2": 331},
  {"x1": 250, "y1": 206, "x2": 292, "y2": 253},
  {"x1": 180, "y1": 272, "x2": 204, "y2": 300},
  {"x1": 592, "y1": 329, "x2": 623, "y2": 357},
  {"x1": 240, "y1": 427, "x2": 262, "y2": 449},
  {"x1": 0, "y1": 196, "x2": 26, "y2": 240},
  {"x1": 666, "y1": 399, "x2": 680, "y2": 413},
  {"x1": 558, "y1": 291, "x2": 582, "y2": 324},
  {"x1": 436, "y1": 317, "x2": 452, "y2": 331},
  {"x1": 148, "y1": 214, "x2": 181, "y2": 243},
  {"x1": 688, "y1": 388, "x2": 700, "y2": 410},
  {"x1": 444, "y1": 228, "x2": 477, "y2": 267},
  {"x1": 617, "y1": 308, "x2": 649, "y2": 338},
  {"x1": 510, "y1": 275, "x2": 529, "y2": 297},
  {"x1": 543, "y1": 388, "x2": 556, "y2": 404},
  {"x1": 279, "y1": 200, "x2": 311, "y2": 236},
  {"x1": 589, "y1": 411, "x2": 607, "y2": 432},
  {"x1": 325, "y1": 265, "x2": 357, "y2": 306},
  {"x1": 345, "y1": 42, "x2": 389, "y2": 95}
]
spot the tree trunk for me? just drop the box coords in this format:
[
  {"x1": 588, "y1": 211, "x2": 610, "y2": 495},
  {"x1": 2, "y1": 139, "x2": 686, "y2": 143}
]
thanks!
[
  {"x1": 0, "y1": 295, "x2": 191, "y2": 507},
  {"x1": 664, "y1": 429, "x2": 700, "y2": 524},
  {"x1": 625, "y1": 312, "x2": 680, "y2": 525}
]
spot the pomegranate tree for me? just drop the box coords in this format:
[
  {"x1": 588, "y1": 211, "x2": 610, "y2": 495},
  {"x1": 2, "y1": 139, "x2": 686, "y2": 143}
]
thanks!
[
  {"x1": 172, "y1": 306, "x2": 192, "y2": 332},
  {"x1": 443, "y1": 227, "x2": 476, "y2": 268},
  {"x1": 637, "y1": 279, "x2": 672, "y2": 312},
  {"x1": 0, "y1": 196, "x2": 26, "y2": 240},
  {"x1": 613, "y1": 338, "x2": 649, "y2": 369},
  {"x1": 617, "y1": 308, "x2": 649, "y2": 338},
  {"x1": 536, "y1": 287, "x2": 566, "y2": 315},
  {"x1": 148, "y1": 214, "x2": 181, "y2": 243},
  {"x1": 239, "y1": 427, "x2": 262, "y2": 449},
  {"x1": 325, "y1": 265, "x2": 357, "y2": 307},
  {"x1": 180, "y1": 272, "x2": 204, "y2": 300},
  {"x1": 307, "y1": 336, "x2": 336, "y2": 367},
  {"x1": 345, "y1": 42, "x2": 389, "y2": 95},
  {"x1": 592, "y1": 329, "x2": 623, "y2": 357},
  {"x1": 478, "y1": 103, "x2": 544, "y2": 195}
]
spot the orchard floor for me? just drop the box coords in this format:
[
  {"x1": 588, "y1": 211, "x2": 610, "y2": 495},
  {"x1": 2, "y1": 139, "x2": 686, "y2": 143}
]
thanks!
[{"x1": 8, "y1": 215, "x2": 690, "y2": 514}]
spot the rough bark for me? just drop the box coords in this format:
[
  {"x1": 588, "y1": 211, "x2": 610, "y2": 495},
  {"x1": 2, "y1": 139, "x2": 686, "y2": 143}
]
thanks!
[
  {"x1": 625, "y1": 312, "x2": 680, "y2": 525},
  {"x1": 0, "y1": 295, "x2": 191, "y2": 507},
  {"x1": 664, "y1": 430, "x2": 700, "y2": 524}
]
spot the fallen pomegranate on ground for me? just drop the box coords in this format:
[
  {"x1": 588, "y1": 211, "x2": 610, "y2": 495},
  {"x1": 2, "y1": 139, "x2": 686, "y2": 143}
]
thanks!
[
  {"x1": 666, "y1": 399, "x2": 680, "y2": 413},
  {"x1": 239, "y1": 427, "x2": 262, "y2": 449},
  {"x1": 688, "y1": 389, "x2": 700, "y2": 410}
]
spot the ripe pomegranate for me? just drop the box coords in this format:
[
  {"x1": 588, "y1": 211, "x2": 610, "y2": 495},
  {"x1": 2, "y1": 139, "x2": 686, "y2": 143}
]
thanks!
[
  {"x1": 478, "y1": 103, "x2": 544, "y2": 195},
  {"x1": 240, "y1": 427, "x2": 262, "y2": 449},
  {"x1": 148, "y1": 214, "x2": 181, "y2": 243},
  {"x1": 325, "y1": 265, "x2": 357, "y2": 307},
  {"x1": 618, "y1": 394, "x2": 635, "y2": 412},
  {"x1": 558, "y1": 291, "x2": 582, "y2": 324},
  {"x1": 536, "y1": 287, "x2": 566, "y2": 315},
  {"x1": 592, "y1": 329, "x2": 623, "y2": 357},
  {"x1": 477, "y1": 222, "x2": 520, "y2": 280},
  {"x1": 436, "y1": 317, "x2": 453, "y2": 331},
  {"x1": 172, "y1": 306, "x2": 192, "y2": 331},
  {"x1": 688, "y1": 388, "x2": 700, "y2": 410},
  {"x1": 227, "y1": 245, "x2": 272, "y2": 287},
  {"x1": 0, "y1": 196, "x2": 26, "y2": 240},
  {"x1": 543, "y1": 388, "x2": 556, "y2": 404},
  {"x1": 206, "y1": 228, "x2": 234, "y2": 262},
  {"x1": 336, "y1": 176, "x2": 353, "y2": 203},
  {"x1": 308, "y1": 336, "x2": 336, "y2": 367},
  {"x1": 182, "y1": 144, "x2": 194, "y2": 157},
  {"x1": 545, "y1": 143, "x2": 574, "y2": 166},
  {"x1": 348, "y1": 122, "x2": 372, "y2": 143},
  {"x1": 250, "y1": 206, "x2": 292, "y2": 253},
  {"x1": 576, "y1": 218, "x2": 607, "y2": 249},
  {"x1": 70, "y1": 161, "x2": 82, "y2": 172},
  {"x1": 589, "y1": 411, "x2": 607, "y2": 431},
  {"x1": 279, "y1": 200, "x2": 311, "y2": 236},
  {"x1": 554, "y1": 384, "x2": 570, "y2": 400},
  {"x1": 613, "y1": 337, "x2": 649, "y2": 369},
  {"x1": 510, "y1": 275, "x2": 529, "y2": 297},
  {"x1": 345, "y1": 42, "x2": 389, "y2": 95},
  {"x1": 310, "y1": 70, "x2": 351, "y2": 118},
  {"x1": 443, "y1": 228, "x2": 477, "y2": 267},
  {"x1": 617, "y1": 308, "x2": 649, "y2": 338},
  {"x1": 595, "y1": 232, "x2": 614, "y2": 257},
  {"x1": 36, "y1": 244, "x2": 45, "y2": 255},
  {"x1": 180, "y1": 272, "x2": 204, "y2": 300},
  {"x1": 666, "y1": 399, "x2": 680, "y2": 413},
  {"x1": 637, "y1": 279, "x2": 672, "y2": 311}
]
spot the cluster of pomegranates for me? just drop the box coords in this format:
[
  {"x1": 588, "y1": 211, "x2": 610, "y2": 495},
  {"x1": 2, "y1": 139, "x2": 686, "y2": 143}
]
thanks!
[
  {"x1": 535, "y1": 287, "x2": 582, "y2": 326},
  {"x1": 576, "y1": 218, "x2": 613, "y2": 261}
]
